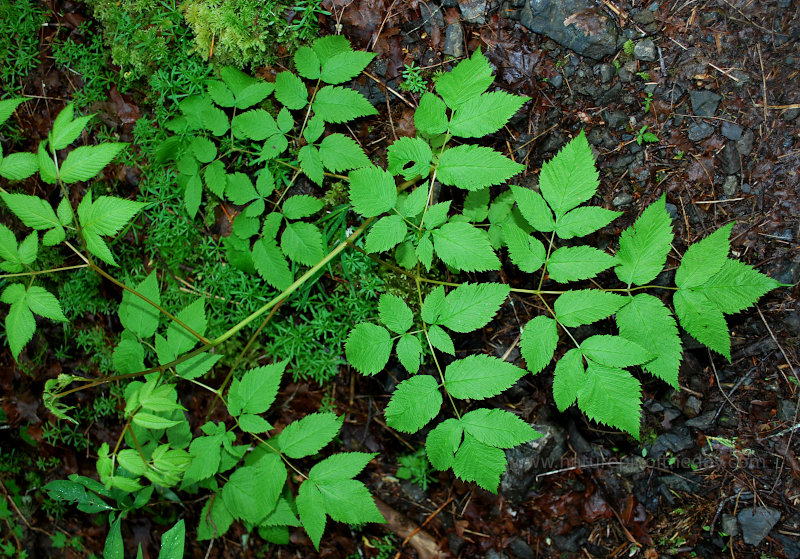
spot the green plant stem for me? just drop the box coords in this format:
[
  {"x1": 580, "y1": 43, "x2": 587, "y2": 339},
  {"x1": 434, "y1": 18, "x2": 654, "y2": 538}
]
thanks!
[
  {"x1": 274, "y1": 159, "x2": 349, "y2": 181},
  {"x1": 537, "y1": 231, "x2": 556, "y2": 292},
  {"x1": 537, "y1": 294, "x2": 580, "y2": 350},
  {"x1": 0, "y1": 263, "x2": 89, "y2": 279}
]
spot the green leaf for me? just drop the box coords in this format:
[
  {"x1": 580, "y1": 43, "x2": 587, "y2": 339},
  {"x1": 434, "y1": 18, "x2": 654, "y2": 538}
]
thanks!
[
  {"x1": 252, "y1": 237, "x2": 293, "y2": 290},
  {"x1": 202, "y1": 106, "x2": 230, "y2": 136},
  {"x1": 554, "y1": 290, "x2": 627, "y2": 328},
  {"x1": 277, "y1": 108, "x2": 293, "y2": 132},
  {"x1": 438, "y1": 282, "x2": 509, "y2": 333},
  {"x1": 452, "y1": 434, "x2": 506, "y2": 493},
  {"x1": 614, "y1": 195, "x2": 674, "y2": 286},
  {"x1": 0, "y1": 98, "x2": 26, "y2": 127},
  {"x1": 674, "y1": 289, "x2": 730, "y2": 359},
  {"x1": 281, "y1": 221, "x2": 324, "y2": 266},
  {"x1": 437, "y1": 145, "x2": 524, "y2": 191},
  {"x1": 427, "y1": 324, "x2": 454, "y2": 355},
  {"x1": 319, "y1": 133, "x2": 370, "y2": 172},
  {"x1": 298, "y1": 145, "x2": 324, "y2": 185},
  {"x1": 184, "y1": 173, "x2": 202, "y2": 218},
  {"x1": 503, "y1": 222, "x2": 546, "y2": 273},
  {"x1": 320, "y1": 51, "x2": 375, "y2": 84},
  {"x1": 463, "y1": 188, "x2": 490, "y2": 222},
  {"x1": 556, "y1": 206, "x2": 621, "y2": 239},
  {"x1": 421, "y1": 286, "x2": 445, "y2": 324},
  {"x1": 379, "y1": 294, "x2": 413, "y2": 333},
  {"x1": 577, "y1": 363, "x2": 642, "y2": 439},
  {"x1": 0, "y1": 192, "x2": 60, "y2": 230},
  {"x1": 348, "y1": 166, "x2": 397, "y2": 217},
  {"x1": 0, "y1": 225, "x2": 19, "y2": 267},
  {"x1": 26, "y1": 286, "x2": 66, "y2": 321},
  {"x1": 119, "y1": 272, "x2": 160, "y2": 338},
  {"x1": 312, "y1": 35, "x2": 352, "y2": 65},
  {"x1": 303, "y1": 114, "x2": 325, "y2": 143},
  {"x1": 203, "y1": 160, "x2": 226, "y2": 197},
  {"x1": 520, "y1": 316, "x2": 558, "y2": 374},
  {"x1": 552, "y1": 348, "x2": 585, "y2": 411},
  {"x1": 692, "y1": 259, "x2": 781, "y2": 314},
  {"x1": 0, "y1": 152, "x2": 38, "y2": 180},
  {"x1": 261, "y1": 498, "x2": 300, "y2": 527},
  {"x1": 317, "y1": 478, "x2": 385, "y2": 525},
  {"x1": 132, "y1": 412, "x2": 182, "y2": 430},
  {"x1": 207, "y1": 80, "x2": 235, "y2": 107},
  {"x1": 274, "y1": 71, "x2": 308, "y2": 110},
  {"x1": 17, "y1": 232, "x2": 37, "y2": 264},
  {"x1": 580, "y1": 335, "x2": 653, "y2": 367},
  {"x1": 510, "y1": 185, "x2": 554, "y2": 232},
  {"x1": 297, "y1": 482, "x2": 326, "y2": 551},
  {"x1": 445, "y1": 354, "x2": 526, "y2": 399},
  {"x1": 385, "y1": 375, "x2": 442, "y2": 433},
  {"x1": 78, "y1": 195, "x2": 145, "y2": 237},
  {"x1": 426, "y1": 418, "x2": 463, "y2": 470},
  {"x1": 365, "y1": 215, "x2": 407, "y2": 253},
  {"x1": 547, "y1": 246, "x2": 615, "y2": 283},
  {"x1": 278, "y1": 413, "x2": 343, "y2": 458},
  {"x1": 52, "y1": 114, "x2": 94, "y2": 151},
  {"x1": 345, "y1": 323, "x2": 393, "y2": 375},
  {"x1": 309, "y1": 452, "x2": 376, "y2": 483},
  {"x1": 222, "y1": 453, "x2": 286, "y2": 524},
  {"x1": 105, "y1": 516, "x2": 123, "y2": 559},
  {"x1": 461, "y1": 408, "x2": 540, "y2": 448},
  {"x1": 184, "y1": 435, "x2": 223, "y2": 485},
  {"x1": 396, "y1": 334, "x2": 422, "y2": 374},
  {"x1": 38, "y1": 142, "x2": 57, "y2": 184},
  {"x1": 84, "y1": 231, "x2": 116, "y2": 265},
  {"x1": 197, "y1": 494, "x2": 233, "y2": 540},
  {"x1": 415, "y1": 93, "x2": 448, "y2": 136},
  {"x1": 538, "y1": 131, "x2": 598, "y2": 217},
  {"x1": 416, "y1": 234, "x2": 433, "y2": 270},
  {"x1": 432, "y1": 222, "x2": 500, "y2": 272},
  {"x1": 449, "y1": 91, "x2": 528, "y2": 138},
  {"x1": 227, "y1": 361, "x2": 286, "y2": 416},
  {"x1": 176, "y1": 352, "x2": 222, "y2": 380},
  {"x1": 616, "y1": 294, "x2": 681, "y2": 387},
  {"x1": 231, "y1": 109, "x2": 279, "y2": 141},
  {"x1": 158, "y1": 520, "x2": 185, "y2": 559},
  {"x1": 59, "y1": 143, "x2": 127, "y2": 183},
  {"x1": 283, "y1": 195, "x2": 323, "y2": 220},
  {"x1": 386, "y1": 137, "x2": 432, "y2": 180},
  {"x1": 238, "y1": 413, "x2": 271, "y2": 433},
  {"x1": 166, "y1": 297, "x2": 207, "y2": 355},
  {"x1": 294, "y1": 46, "x2": 321, "y2": 79},
  {"x1": 6, "y1": 299, "x2": 35, "y2": 359},
  {"x1": 226, "y1": 172, "x2": 258, "y2": 205},
  {"x1": 675, "y1": 223, "x2": 733, "y2": 289},
  {"x1": 313, "y1": 86, "x2": 378, "y2": 123},
  {"x1": 234, "y1": 82, "x2": 274, "y2": 110},
  {"x1": 422, "y1": 201, "x2": 451, "y2": 230},
  {"x1": 435, "y1": 48, "x2": 494, "y2": 109}
]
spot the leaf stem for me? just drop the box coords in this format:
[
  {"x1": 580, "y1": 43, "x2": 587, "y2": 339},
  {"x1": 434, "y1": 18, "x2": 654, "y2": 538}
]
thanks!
[{"x1": 0, "y1": 263, "x2": 88, "y2": 279}]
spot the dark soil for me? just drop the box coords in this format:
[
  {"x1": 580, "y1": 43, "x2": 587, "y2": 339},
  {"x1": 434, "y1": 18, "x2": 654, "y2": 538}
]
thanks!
[{"x1": 1, "y1": 0, "x2": 799, "y2": 558}]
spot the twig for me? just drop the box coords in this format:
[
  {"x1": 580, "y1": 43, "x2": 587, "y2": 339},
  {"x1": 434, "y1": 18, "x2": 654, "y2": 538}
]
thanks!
[
  {"x1": 713, "y1": 367, "x2": 756, "y2": 422},
  {"x1": 362, "y1": 71, "x2": 414, "y2": 108},
  {"x1": 756, "y1": 44, "x2": 768, "y2": 125}
]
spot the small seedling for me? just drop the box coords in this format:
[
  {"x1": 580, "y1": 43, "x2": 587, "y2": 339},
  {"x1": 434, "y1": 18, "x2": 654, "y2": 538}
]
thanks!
[
  {"x1": 636, "y1": 124, "x2": 659, "y2": 145},
  {"x1": 399, "y1": 62, "x2": 427, "y2": 95}
]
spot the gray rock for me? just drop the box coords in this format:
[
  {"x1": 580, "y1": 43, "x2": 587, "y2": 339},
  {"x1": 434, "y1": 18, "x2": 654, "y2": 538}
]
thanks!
[
  {"x1": 443, "y1": 23, "x2": 464, "y2": 57},
  {"x1": 778, "y1": 400, "x2": 797, "y2": 421},
  {"x1": 687, "y1": 121, "x2": 714, "y2": 142},
  {"x1": 660, "y1": 474, "x2": 701, "y2": 493},
  {"x1": 773, "y1": 261, "x2": 800, "y2": 286},
  {"x1": 420, "y1": 2, "x2": 444, "y2": 33},
  {"x1": 508, "y1": 538, "x2": 534, "y2": 559},
  {"x1": 553, "y1": 526, "x2": 587, "y2": 552},
  {"x1": 737, "y1": 507, "x2": 780, "y2": 546},
  {"x1": 603, "y1": 109, "x2": 627, "y2": 129},
  {"x1": 549, "y1": 73, "x2": 563, "y2": 88},
  {"x1": 632, "y1": 9, "x2": 655, "y2": 25},
  {"x1": 612, "y1": 192, "x2": 633, "y2": 207},
  {"x1": 721, "y1": 514, "x2": 740, "y2": 537},
  {"x1": 737, "y1": 129, "x2": 754, "y2": 155},
  {"x1": 459, "y1": 0, "x2": 486, "y2": 23},
  {"x1": 599, "y1": 63, "x2": 614, "y2": 83},
  {"x1": 500, "y1": 422, "x2": 566, "y2": 503},
  {"x1": 782, "y1": 108, "x2": 800, "y2": 122},
  {"x1": 633, "y1": 39, "x2": 657, "y2": 62},
  {"x1": 661, "y1": 82, "x2": 685, "y2": 105},
  {"x1": 722, "y1": 175, "x2": 738, "y2": 196},
  {"x1": 718, "y1": 141, "x2": 741, "y2": 174},
  {"x1": 683, "y1": 395, "x2": 703, "y2": 418},
  {"x1": 778, "y1": 534, "x2": 800, "y2": 559},
  {"x1": 650, "y1": 427, "x2": 694, "y2": 458},
  {"x1": 485, "y1": 551, "x2": 508, "y2": 559},
  {"x1": 618, "y1": 456, "x2": 647, "y2": 476},
  {"x1": 720, "y1": 121, "x2": 743, "y2": 140},
  {"x1": 686, "y1": 411, "x2": 716, "y2": 431},
  {"x1": 519, "y1": 0, "x2": 618, "y2": 60},
  {"x1": 690, "y1": 89, "x2": 722, "y2": 117},
  {"x1": 784, "y1": 311, "x2": 800, "y2": 336},
  {"x1": 666, "y1": 202, "x2": 679, "y2": 220}
]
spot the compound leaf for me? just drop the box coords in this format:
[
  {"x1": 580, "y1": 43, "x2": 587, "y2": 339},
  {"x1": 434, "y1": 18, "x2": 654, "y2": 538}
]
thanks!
[
  {"x1": 385, "y1": 375, "x2": 442, "y2": 433},
  {"x1": 520, "y1": 316, "x2": 559, "y2": 374},
  {"x1": 379, "y1": 294, "x2": 413, "y2": 334},
  {"x1": 222, "y1": 453, "x2": 285, "y2": 524},
  {"x1": 580, "y1": 335, "x2": 653, "y2": 368},
  {"x1": 556, "y1": 206, "x2": 621, "y2": 239},
  {"x1": 426, "y1": 418, "x2": 463, "y2": 470},
  {"x1": 227, "y1": 361, "x2": 286, "y2": 417},
  {"x1": 231, "y1": 109, "x2": 279, "y2": 141},
  {"x1": 435, "y1": 48, "x2": 493, "y2": 109},
  {"x1": 449, "y1": 91, "x2": 528, "y2": 138},
  {"x1": 675, "y1": 223, "x2": 733, "y2": 289},
  {"x1": 674, "y1": 289, "x2": 730, "y2": 359},
  {"x1": 432, "y1": 222, "x2": 500, "y2": 272},
  {"x1": 414, "y1": 93, "x2": 448, "y2": 136},
  {"x1": 294, "y1": 46, "x2": 321, "y2": 79},
  {"x1": 59, "y1": 143, "x2": 127, "y2": 183},
  {"x1": 692, "y1": 259, "x2": 781, "y2": 314},
  {"x1": 538, "y1": 131, "x2": 598, "y2": 217},
  {"x1": 319, "y1": 133, "x2": 370, "y2": 172},
  {"x1": 274, "y1": 71, "x2": 308, "y2": 110},
  {"x1": 577, "y1": 363, "x2": 642, "y2": 439},
  {"x1": 312, "y1": 35, "x2": 352, "y2": 64},
  {"x1": 437, "y1": 145, "x2": 524, "y2": 191},
  {"x1": 438, "y1": 282, "x2": 509, "y2": 333},
  {"x1": 614, "y1": 194, "x2": 674, "y2": 286},
  {"x1": 365, "y1": 215, "x2": 407, "y2": 254},
  {"x1": 460, "y1": 408, "x2": 540, "y2": 448},
  {"x1": 547, "y1": 246, "x2": 615, "y2": 283},
  {"x1": 444, "y1": 354, "x2": 526, "y2": 399},
  {"x1": 313, "y1": 86, "x2": 378, "y2": 123},
  {"x1": 554, "y1": 290, "x2": 627, "y2": 328},
  {"x1": 79, "y1": 195, "x2": 146, "y2": 237},
  {"x1": 452, "y1": 434, "x2": 506, "y2": 493},
  {"x1": 552, "y1": 348, "x2": 585, "y2": 411},
  {"x1": 348, "y1": 166, "x2": 396, "y2": 217},
  {"x1": 616, "y1": 294, "x2": 681, "y2": 387},
  {"x1": 386, "y1": 137, "x2": 432, "y2": 180},
  {"x1": 278, "y1": 413, "x2": 342, "y2": 458},
  {"x1": 345, "y1": 323, "x2": 392, "y2": 375}
]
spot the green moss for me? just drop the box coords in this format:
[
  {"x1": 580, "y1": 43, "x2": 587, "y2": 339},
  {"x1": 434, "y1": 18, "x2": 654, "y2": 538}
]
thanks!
[{"x1": 0, "y1": 0, "x2": 46, "y2": 95}]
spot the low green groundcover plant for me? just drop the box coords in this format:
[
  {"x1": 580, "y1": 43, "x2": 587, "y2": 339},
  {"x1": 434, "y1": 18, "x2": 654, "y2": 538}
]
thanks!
[{"x1": 0, "y1": 39, "x2": 782, "y2": 554}]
